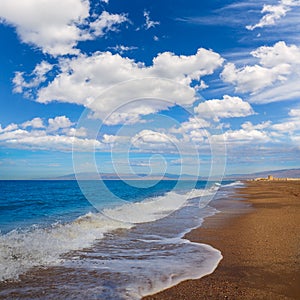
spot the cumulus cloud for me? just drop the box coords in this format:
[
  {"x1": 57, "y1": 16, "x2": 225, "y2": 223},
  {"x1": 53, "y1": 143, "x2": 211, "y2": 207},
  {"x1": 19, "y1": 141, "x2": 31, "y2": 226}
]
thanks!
[
  {"x1": 7, "y1": 134, "x2": 102, "y2": 151},
  {"x1": 251, "y1": 41, "x2": 300, "y2": 67},
  {"x1": 0, "y1": 123, "x2": 18, "y2": 133},
  {"x1": 272, "y1": 121, "x2": 299, "y2": 132},
  {"x1": 21, "y1": 117, "x2": 45, "y2": 129},
  {"x1": 241, "y1": 121, "x2": 271, "y2": 131},
  {"x1": 0, "y1": 0, "x2": 128, "y2": 56},
  {"x1": 13, "y1": 61, "x2": 53, "y2": 95},
  {"x1": 101, "y1": 134, "x2": 129, "y2": 144},
  {"x1": 131, "y1": 130, "x2": 178, "y2": 151},
  {"x1": 15, "y1": 48, "x2": 224, "y2": 124},
  {"x1": 221, "y1": 62, "x2": 290, "y2": 94},
  {"x1": 62, "y1": 127, "x2": 87, "y2": 137},
  {"x1": 0, "y1": 116, "x2": 102, "y2": 151},
  {"x1": 194, "y1": 95, "x2": 254, "y2": 120},
  {"x1": 48, "y1": 116, "x2": 74, "y2": 132},
  {"x1": 89, "y1": 11, "x2": 128, "y2": 37},
  {"x1": 171, "y1": 117, "x2": 210, "y2": 134},
  {"x1": 103, "y1": 111, "x2": 147, "y2": 126},
  {"x1": 188, "y1": 129, "x2": 209, "y2": 143},
  {"x1": 221, "y1": 42, "x2": 300, "y2": 102},
  {"x1": 210, "y1": 106, "x2": 300, "y2": 147},
  {"x1": 272, "y1": 107, "x2": 300, "y2": 132},
  {"x1": 246, "y1": 0, "x2": 300, "y2": 30},
  {"x1": 152, "y1": 49, "x2": 222, "y2": 83},
  {"x1": 289, "y1": 108, "x2": 300, "y2": 117},
  {"x1": 212, "y1": 129, "x2": 270, "y2": 144},
  {"x1": 98, "y1": 115, "x2": 213, "y2": 153}
]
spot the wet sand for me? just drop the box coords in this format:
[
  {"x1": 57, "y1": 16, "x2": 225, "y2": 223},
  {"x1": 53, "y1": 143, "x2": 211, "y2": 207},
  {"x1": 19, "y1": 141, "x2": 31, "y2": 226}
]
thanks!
[{"x1": 144, "y1": 181, "x2": 300, "y2": 300}]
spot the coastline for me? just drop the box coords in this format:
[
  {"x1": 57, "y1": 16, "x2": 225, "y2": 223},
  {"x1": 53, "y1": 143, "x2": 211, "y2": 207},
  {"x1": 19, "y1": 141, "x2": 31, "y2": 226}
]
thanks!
[{"x1": 144, "y1": 181, "x2": 300, "y2": 300}]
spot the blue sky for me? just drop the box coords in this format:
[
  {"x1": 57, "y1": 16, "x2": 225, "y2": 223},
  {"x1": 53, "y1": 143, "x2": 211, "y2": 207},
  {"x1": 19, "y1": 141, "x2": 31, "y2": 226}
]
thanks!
[{"x1": 0, "y1": 0, "x2": 300, "y2": 179}]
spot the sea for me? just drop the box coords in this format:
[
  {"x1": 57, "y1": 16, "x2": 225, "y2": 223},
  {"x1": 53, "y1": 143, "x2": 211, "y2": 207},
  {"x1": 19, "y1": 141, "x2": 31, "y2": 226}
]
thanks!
[{"x1": 0, "y1": 179, "x2": 243, "y2": 299}]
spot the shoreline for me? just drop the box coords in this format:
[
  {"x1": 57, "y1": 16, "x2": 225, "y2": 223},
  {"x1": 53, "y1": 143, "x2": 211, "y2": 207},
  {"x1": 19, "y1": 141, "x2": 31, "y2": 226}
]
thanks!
[{"x1": 144, "y1": 181, "x2": 300, "y2": 300}]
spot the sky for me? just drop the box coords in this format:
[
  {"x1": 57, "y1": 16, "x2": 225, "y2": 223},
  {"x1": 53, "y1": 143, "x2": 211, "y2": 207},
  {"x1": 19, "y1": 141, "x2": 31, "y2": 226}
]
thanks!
[{"x1": 0, "y1": 0, "x2": 300, "y2": 179}]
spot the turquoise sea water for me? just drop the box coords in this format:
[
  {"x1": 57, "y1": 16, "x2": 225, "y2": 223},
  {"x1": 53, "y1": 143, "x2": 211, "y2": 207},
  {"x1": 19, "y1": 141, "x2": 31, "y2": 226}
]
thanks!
[{"x1": 0, "y1": 179, "x2": 241, "y2": 299}]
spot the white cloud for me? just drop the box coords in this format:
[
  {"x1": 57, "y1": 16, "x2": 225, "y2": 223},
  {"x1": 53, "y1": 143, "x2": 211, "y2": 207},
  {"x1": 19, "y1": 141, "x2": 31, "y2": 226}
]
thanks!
[
  {"x1": 0, "y1": 0, "x2": 128, "y2": 56},
  {"x1": 102, "y1": 134, "x2": 129, "y2": 144},
  {"x1": 0, "y1": 0, "x2": 89, "y2": 56},
  {"x1": 194, "y1": 95, "x2": 254, "y2": 120},
  {"x1": 215, "y1": 107, "x2": 300, "y2": 147},
  {"x1": 169, "y1": 117, "x2": 211, "y2": 146},
  {"x1": 13, "y1": 61, "x2": 53, "y2": 94},
  {"x1": 221, "y1": 42, "x2": 300, "y2": 102},
  {"x1": 143, "y1": 10, "x2": 160, "y2": 30},
  {"x1": 10, "y1": 135, "x2": 102, "y2": 152},
  {"x1": 221, "y1": 62, "x2": 290, "y2": 94},
  {"x1": 290, "y1": 135, "x2": 300, "y2": 147},
  {"x1": 89, "y1": 11, "x2": 128, "y2": 37},
  {"x1": 195, "y1": 80, "x2": 208, "y2": 90},
  {"x1": 0, "y1": 123, "x2": 18, "y2": 133},
  {"x1": 131, "y1": 130, "x2": 178, "y2": 150},
  {"x1": 152, "y1": 49, "x2": 222, "y2": 83},
  {"x1": 212, "y1": 129, "x2": 270, "y2": 144},
  {"x1": 132, "y1": 130, "x2": 175, "y2": 144},
  {"x1": 251, "y1": 41, "x2": 300, "y2": 67},
  {"x1": 28, "y1": 49, "x2": 224, "y2": 124},
  {"x1": 48, "y1": 116, "x2": 74, "y2": 132},
  {"x1": 272, "y1": 121, "x2": 299, "y2": 132},
  {"x1": 188, "y1": 129, "x2": 208, "y2": 143},
  {"x1": 63, "y1": 127, "x2": 87, "y2": 137},
  {"x1": 0, "y1": 128, "x2": 33, "y2": 142},
  {"x1": 289, "y1": 108, "x2": 300, "y2": 117},
  {"x1": 271, "y1": 108, "x2": 300, "y2": 132},
  {"x1": 246, "y1": 0, "x2": 300, "y2": 30},
  {"x1": 21, "y1": 117, "x2": 45, "y2": 129},
  {"x1": 103, "y1": 111, "x2": 146, "y2": 126},
  {"x1": 109, "y1": 45, "x2": 138, "y2": 54},
  {"x1": 241, "y1": 121, "x2": 271, "y2": 131},
  {"x1": 165, "y1": 116, "x2": 216, "y2": 148},
  {"x1": 248, "y1": 77, "x2": 300, "y2": 103},
  {"x1": 0, "y1": 117, "x2": 102, "y2": 151},
  {"x1": 171, "y1": 117, "x2": 210, "y2": 133}
]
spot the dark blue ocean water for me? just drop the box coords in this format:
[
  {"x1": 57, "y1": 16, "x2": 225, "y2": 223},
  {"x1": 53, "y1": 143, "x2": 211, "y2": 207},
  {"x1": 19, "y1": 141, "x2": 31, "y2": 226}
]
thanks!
[{"x1": 0, "y1": 180, "x2": 214, "y2": 234}]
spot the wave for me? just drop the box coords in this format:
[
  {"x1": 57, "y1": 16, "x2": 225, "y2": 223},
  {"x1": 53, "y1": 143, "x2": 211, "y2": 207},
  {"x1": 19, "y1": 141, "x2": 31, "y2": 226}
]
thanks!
[
  {"x1": 104, "y1": 191, "x2": 187, "y2": 223},
  {"x1": 103, "y1": 183, "x2": 220, "y2": 223},
  {"x1": 0, "y1": 185, "x2": 220, "y2": 282},
  {"x1": 222, "y1": 180, "x2": 244, "y2": 187},
  {"x1": 0, "y1": 213, "x2": 132, "y2": 282}
]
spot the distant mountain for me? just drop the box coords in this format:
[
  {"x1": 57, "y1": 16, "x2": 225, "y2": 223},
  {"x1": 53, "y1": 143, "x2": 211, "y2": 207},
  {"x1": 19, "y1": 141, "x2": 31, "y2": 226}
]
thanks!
[
  {"x1": 42, "y1": 168, "x2": 300, "y2": 181},
  {"x1": 44, "y1": 172, "x2": 196, "y2": 180},
  {"x1": 225, "y1": 168, "x2": 300, "y2": 180}
]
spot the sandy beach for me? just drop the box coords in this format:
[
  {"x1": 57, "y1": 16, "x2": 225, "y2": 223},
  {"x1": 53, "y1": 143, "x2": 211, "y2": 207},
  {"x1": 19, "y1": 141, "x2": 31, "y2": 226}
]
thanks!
[{"x1": 144, "y1": 181, "x2": 300, "y2": 300}]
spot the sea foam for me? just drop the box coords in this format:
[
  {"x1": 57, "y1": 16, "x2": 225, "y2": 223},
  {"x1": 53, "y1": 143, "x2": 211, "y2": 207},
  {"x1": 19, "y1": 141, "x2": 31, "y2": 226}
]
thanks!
[{"x1": 0, "y1": 213, "x2": 132, "y2": 281}]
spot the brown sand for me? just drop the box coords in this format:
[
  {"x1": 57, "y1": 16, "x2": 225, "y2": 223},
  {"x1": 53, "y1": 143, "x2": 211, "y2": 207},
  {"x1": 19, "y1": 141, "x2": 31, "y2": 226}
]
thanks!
[{"x1": 144, "y1": 181, "x2": 300, "y2": 300}]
